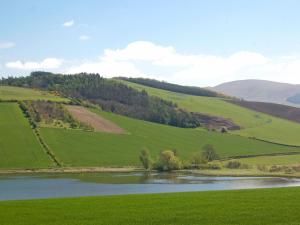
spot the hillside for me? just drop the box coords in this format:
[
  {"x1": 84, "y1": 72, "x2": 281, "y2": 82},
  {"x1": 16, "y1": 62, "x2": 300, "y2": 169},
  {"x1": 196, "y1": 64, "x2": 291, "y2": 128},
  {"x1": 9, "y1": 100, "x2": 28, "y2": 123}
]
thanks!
[
  {"x1": 0, "y1": 86, "x2": 68, "y2": 102},
  {"x1": 211, "y1": 79, "x2": 300, "y2": 107},
  {"x1": 1, "y1": 76, "x2": 300, "y2": 169},
  {"x1": 0, "y1": 103, "x2": 52, "y2": 168},
  {"x1": 119, "y1": 79, "x2": 300, "y2": 146},
  {"x1": 229, "y1": 100, "x2": 300, "y2": 124}
]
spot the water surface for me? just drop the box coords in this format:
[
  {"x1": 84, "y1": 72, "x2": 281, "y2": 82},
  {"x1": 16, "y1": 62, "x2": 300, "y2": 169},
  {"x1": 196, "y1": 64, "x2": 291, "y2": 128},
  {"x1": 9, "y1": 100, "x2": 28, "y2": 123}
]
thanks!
[{"x1": 0, "y1": 172, "x2": 299, "y2": 200}]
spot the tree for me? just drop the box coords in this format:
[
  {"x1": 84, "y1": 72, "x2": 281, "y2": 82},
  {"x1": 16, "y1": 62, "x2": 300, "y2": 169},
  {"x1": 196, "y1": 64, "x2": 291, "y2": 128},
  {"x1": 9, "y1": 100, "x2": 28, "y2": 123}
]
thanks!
[
  {"x1": 154, "y1": 150, "x2": 182, "y2": 171},
  {"x1": 202, "y1": 144, "x2": 219, "y2": 162},
  {"x1": 139, "y1": 149, "x2": 152, "y2": 170},
  {"x1": 191, "y1": 152, "x2": 207, "y2": 168}
]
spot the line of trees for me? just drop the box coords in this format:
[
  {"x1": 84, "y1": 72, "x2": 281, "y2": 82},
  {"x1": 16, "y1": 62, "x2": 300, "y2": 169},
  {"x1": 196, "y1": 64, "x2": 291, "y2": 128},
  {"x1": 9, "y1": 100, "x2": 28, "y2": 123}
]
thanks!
[
  {"x1": 117, "y1": 77, "x2": 221, "y2": 97},
  {"x1": 140, "y1": 144, "x2": 220, "y2": 171},
  {"x1": 1, "y1": 72, "x2": 204, "y2": 128}
]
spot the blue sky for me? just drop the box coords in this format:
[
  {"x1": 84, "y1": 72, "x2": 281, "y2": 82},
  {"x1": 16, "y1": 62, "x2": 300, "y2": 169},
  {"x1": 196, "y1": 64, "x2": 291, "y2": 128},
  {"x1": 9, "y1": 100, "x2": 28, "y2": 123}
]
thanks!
[{"x1": 1, "y1": 0, "x2": 300, "y2": 86}]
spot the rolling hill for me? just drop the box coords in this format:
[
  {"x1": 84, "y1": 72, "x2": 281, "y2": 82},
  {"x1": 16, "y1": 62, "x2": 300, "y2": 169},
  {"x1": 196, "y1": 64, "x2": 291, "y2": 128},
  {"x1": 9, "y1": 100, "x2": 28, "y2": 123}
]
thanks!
[
  {"x1": 0, "y1": 83, "x2": 298, "y2": 169},
  {"x1": 118, "y1": 79, "x2": 300, "y2": 146},
  {"x1": 2, "y1": 74, "x2": 300, "y2": 170},
  {"x1": 211, "y1": 79, "x2": 300, "y2": 107}
]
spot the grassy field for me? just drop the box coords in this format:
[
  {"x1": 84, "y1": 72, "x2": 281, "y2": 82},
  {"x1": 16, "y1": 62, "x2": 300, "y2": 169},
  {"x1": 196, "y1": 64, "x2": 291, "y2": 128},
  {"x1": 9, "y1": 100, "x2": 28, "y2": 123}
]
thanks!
[
  {"x1": 238, "y1": 154, "x2": 300, "y2": 166},
  {"x1": 0, "y1": 86, "x2": 68, "y2": 102},
  {"x1": 0, "y1": 103, "x2": 52, "y2": 168},
  {"x1": 1, "y1": 187, "x2": 300, "y2": 225},
  {"x1": 119, "y1": 80, "x2": 300, "y2": 146},
  {"x1": 40, "y1": 109, "x2": 299, "y2": 167}
]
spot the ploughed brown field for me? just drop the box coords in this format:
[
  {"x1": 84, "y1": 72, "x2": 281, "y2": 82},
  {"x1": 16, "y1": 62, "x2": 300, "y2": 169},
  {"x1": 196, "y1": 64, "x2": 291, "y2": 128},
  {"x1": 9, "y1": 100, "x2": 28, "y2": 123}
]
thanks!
[
  {"x1": 66, "y1": 105, "x2": 125, "y2": 134},
  {"x1": 229, "y1": 100, "x2": 300, "y2": 124}
]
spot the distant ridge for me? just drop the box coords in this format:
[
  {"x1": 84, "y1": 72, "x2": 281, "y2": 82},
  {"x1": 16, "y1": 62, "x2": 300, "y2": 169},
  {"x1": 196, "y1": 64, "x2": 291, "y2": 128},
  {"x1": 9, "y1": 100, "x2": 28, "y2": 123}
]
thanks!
[{"x1": 212, "y1": 79, "x2": 300, "y2": 107}]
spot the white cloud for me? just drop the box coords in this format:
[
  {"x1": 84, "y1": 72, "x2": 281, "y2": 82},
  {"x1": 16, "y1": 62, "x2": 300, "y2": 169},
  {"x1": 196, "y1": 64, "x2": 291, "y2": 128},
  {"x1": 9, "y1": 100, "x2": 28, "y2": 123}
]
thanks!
[
  {"x1": 0, "y1": 42, "x2": 15, "y2": 49},
  {"x1": 6, "y1": 58, "x2": 63, "y2": 70},
  {"x1": 66, "y1": 41, "x2": 300, "y2": 86},
  {"x1": 62, "y1": 20, "x2": 74, "y2": 27},
  {"x1": 79, "y1": 35, "x2": 90, "y2": 41}
]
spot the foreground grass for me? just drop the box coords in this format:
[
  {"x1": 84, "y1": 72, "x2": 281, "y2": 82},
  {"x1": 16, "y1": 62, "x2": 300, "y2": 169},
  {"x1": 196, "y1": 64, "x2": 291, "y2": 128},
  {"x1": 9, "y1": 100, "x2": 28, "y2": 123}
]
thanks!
[
  {"x1": 0, "y1": 103, "x2": 52, "y2": 168},
  {"x1": 120, "y1": 80, "x2": 300, "y2": 146},
  {"x1": 40, "y1": 109, "x2": 299, "y2": 167},
  {"x1": 1, "y1": 187, "x2": 300, "y2": 225},
  {"x1": 0, "y1": 86, "x2": 68, "y2": 102}
]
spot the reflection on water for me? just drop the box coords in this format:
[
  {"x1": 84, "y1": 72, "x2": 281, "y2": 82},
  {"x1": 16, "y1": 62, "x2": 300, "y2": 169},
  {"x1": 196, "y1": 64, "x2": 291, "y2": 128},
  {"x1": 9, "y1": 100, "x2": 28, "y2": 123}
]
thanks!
[{"x1": 0, "y1": 172, "x2": 299, "y2": 200}]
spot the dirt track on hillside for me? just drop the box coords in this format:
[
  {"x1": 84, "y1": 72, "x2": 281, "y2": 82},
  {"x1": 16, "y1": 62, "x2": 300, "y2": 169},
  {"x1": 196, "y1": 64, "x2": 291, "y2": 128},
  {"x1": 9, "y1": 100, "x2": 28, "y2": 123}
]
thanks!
[{"x1": 66, "y1": 105, "x2": 125, "y2": 134}]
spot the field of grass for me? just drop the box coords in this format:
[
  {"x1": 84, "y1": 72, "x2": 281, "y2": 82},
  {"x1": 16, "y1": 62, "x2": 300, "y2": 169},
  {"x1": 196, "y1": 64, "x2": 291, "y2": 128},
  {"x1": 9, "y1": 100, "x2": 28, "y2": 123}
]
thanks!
[
  {"x1": 40, "y1": 109, "x2": 299, "y2": 167},
  {"x1": 238, "y1": 154, "x2": 300, "y2": 166},
  {"x1": 0, "y1": 86, "x2": 68, "y2": 102},
  {"x1": 1, "y1": 187, "x2": 300, "y2": 225},
  {"x1": 119, "y1": 80, "x2": 300, "y2": 146},
  {"x1": 0, "y1": 103, "x2": 52, "y2": 168}
]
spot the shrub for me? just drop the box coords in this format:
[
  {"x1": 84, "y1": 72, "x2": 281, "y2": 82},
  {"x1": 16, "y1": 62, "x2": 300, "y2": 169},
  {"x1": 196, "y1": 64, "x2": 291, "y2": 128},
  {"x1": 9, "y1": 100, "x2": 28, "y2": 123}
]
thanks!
[
  {"x1": 208, "y1": 163, "x2": 221, "y2": 170},
  {"x1": 269, "y1": 165, "x2": 294, "y2": 174},
  {"x1": 202, "y1": 144, "x2": 219, "y2": 162},
  {"x1": 225, "y1": 161, "x2": 242, "y2": 169},
  {"x1": 190, "y1": 152, "x2": 207, "y2": 169},
  {"x1": 153, "y1": 150, "x2": 182, "y2": 171},
  {"x1": 139, "y1": 149, "x2": 152, "y2": 170}
]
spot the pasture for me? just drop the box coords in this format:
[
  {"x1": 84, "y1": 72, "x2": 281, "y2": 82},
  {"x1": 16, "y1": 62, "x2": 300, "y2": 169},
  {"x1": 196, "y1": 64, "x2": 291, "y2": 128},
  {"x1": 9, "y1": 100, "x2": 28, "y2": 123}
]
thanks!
[
  {"x1": 40, "y1": 109, "x2": 299, "y2": 167},
  {"x1": 1, "y1": 187, "x2": 300, "y2": 225},
  {"x1": 119, "y1": 80, "x2": 300, "y2": 146},
  {"x1": 0, "y1": 86, "x2": 68, "y2": 102},
  {"x1": 0, "y1": 103, "x2": 52, "y2": 168}
]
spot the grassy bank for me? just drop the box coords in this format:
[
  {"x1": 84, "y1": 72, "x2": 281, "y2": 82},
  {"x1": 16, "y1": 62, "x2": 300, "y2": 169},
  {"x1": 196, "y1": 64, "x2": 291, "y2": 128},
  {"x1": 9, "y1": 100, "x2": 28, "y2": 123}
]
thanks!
[{"x1": 1, "y1": 187, "x2": 300, "y2": 225}]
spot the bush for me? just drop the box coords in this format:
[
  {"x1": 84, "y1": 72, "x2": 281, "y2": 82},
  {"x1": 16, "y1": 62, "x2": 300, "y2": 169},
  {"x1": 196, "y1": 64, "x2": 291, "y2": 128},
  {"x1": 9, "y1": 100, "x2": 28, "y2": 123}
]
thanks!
[
  {"x1": 153, "y1": 150, "x2": 182, "y2": 171},
  {"x1": 225, "y1": 161, "x2": 242, "y2": 169},
  {"x1": 190, "y1": 152, "x2": 207, "y2": 169},
  {"x1": 208, "y1": 163, "x2": 221, "y2": 170},
  {"x1": 202, "y1": 144, "x2": 219, "y2": 162},
  {"x1": 269, "y1": 165, "x2": 294, "y2": 174},
  {"x1": 139, "y1": 149, "x2": 152, "y2": 170}
]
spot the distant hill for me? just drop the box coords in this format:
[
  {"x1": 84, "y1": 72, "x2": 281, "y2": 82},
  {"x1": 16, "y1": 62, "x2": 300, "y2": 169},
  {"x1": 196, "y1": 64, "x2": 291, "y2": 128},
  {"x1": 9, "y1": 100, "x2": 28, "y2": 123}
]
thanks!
[{"x1": 211, "y1": 79, "x2": 300, "y2": 107}]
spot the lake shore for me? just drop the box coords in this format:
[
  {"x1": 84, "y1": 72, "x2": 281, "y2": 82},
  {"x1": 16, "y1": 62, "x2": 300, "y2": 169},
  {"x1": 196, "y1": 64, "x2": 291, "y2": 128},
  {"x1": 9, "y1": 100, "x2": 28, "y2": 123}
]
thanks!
[{"x1": 1, "y1": 167, "x2": 300, "y2": 178}]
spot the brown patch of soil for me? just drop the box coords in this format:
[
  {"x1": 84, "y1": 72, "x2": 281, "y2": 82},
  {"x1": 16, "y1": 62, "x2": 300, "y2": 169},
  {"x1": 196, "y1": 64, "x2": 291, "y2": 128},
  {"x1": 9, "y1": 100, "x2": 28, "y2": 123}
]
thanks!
[{"x1": 66, "y1": 105, "x2": 125, "y2": 134}]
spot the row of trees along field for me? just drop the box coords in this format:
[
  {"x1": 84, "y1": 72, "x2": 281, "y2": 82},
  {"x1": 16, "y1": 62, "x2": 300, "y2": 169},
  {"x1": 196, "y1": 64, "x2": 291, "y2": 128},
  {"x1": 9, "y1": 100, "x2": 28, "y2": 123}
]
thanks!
[
  {"x1": 1, "y1": 72, "x2": 205, "y2": 128},
  {"x1": 117, "y1": 77, "x2": 220, "y2": 97}
]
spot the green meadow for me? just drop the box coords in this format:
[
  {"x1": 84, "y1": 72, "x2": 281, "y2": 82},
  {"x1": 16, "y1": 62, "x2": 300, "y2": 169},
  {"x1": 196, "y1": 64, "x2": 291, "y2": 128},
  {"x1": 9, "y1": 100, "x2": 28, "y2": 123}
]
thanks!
[
  {"x1": 1, "y1": 187, "x2": 300, "y2": 225},
  {"x1": 0, "y1": 86, "x2": 68, "y2": 102},
  {"x1": 40, "y1": 109, "x2": 299, "y2": 167},
  {"x1": 238, "y1": 154, "x2": 300, "y2": 166},
  {"x1": 119, "y1": 80, "x2": 300, "y2": 146},
  {"x1": 0, "y1": 103, "x2": 52, "y2": 168}
]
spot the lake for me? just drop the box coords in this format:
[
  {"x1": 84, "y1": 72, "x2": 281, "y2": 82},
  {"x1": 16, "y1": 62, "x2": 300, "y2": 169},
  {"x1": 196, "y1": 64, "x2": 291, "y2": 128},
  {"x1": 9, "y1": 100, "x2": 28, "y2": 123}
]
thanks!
[{"x1": 0, "y1": 172, "x2": 299, "y2": 200}]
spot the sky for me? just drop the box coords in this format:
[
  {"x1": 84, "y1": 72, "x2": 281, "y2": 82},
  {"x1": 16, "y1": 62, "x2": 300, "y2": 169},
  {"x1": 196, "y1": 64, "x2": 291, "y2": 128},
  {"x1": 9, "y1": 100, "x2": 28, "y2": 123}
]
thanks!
[{"x1": 1, "y1": 0, "x2": 300, "y2": 86}]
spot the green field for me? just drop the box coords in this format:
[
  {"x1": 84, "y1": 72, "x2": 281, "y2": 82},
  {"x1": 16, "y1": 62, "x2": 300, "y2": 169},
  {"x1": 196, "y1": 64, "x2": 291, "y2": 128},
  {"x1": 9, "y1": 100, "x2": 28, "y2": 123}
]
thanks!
[
  {"x1": 0, "y1": 86, "x2": 68, "y2": 102},
  {"x1": 0, "y1": 103, "x2": 52, "y2": 168},
  {"x1": 238, "y1": 154, "x2": 300, "y2": 166},
  {"x1": 119, "y1": 80, "x2": 300, "y2": 146},
  {"x1": 40, "y1": 109, "x2": 299, "y2": 167},
  {"x1": 1, "y1": 187, "x2": 300, "y2": 225}
]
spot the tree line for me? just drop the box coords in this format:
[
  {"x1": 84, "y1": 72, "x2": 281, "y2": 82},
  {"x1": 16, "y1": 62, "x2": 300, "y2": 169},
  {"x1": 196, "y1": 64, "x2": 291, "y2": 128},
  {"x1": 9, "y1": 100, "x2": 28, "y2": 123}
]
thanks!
[{"x1": 117, "y1": 77, "x2": 221, "y2": 97}]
